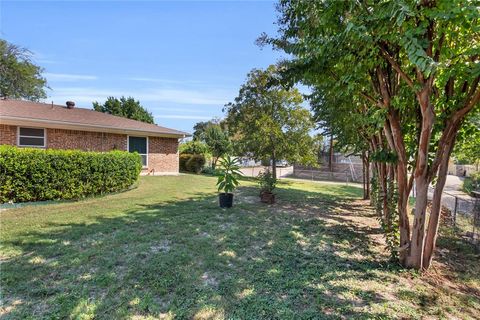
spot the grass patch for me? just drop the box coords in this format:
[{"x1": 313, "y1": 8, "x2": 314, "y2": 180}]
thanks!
[{"x1": 1, "y1": 175, "x2": 479, "y2": 319}]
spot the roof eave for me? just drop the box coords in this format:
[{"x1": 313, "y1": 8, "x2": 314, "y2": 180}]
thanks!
[{"x1": 0, "y1": 116, "x2": 190, "y2": 139}]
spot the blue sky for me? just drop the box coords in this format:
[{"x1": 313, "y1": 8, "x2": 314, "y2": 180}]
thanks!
[{"x1": 0, "y1": 0, "x2": 284, "y2": 132}]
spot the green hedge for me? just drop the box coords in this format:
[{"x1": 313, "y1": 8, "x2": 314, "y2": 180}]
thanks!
[
  {"x1": 0, "y1": 146, "x2": 142, "y2": 203},
  {"x1": 186, "y1": 154, "x2": 206, "y2": 173},
  {"x1": 179, "y1": 153, "x2": 206, "y2": 174},
  {"x1": 179, "y1": 153, "x2": 192, "y2": 172}
]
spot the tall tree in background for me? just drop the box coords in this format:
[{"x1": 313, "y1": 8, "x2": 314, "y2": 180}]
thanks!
[
  {"x1": 263, "y1": 0, "x2": 480, "y2": 270},
  {"x1": 204, "y1": 125, "x2": 231, "y2": 169},
  {"x1": 192, "y1": 119, "x2": 231, "y2": 169},
  {"x1": 93, "y1": 96, "x2": 154, "y2": 124},
  {"x1": 225, "y1": 65, "x2": 316, "y2": 179},
  {"x1": 192, "y1": 119, "x2": 221, "y2": 141},
  {"x1": 0, "y1": 39, "x2": 47, "y2": 101}
]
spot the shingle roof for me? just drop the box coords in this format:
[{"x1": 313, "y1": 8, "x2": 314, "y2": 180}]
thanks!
[{"x1": 0, "y1": 99, "x2": 189, "y2": 138}]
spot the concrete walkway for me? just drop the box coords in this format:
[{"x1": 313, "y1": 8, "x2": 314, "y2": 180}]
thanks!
[
  {"x1": 443, "y1": 175, "x2": 466, "y2": 192},
  {"x1": 426, "y1": 175, "x2": 477, "y2": 216}
]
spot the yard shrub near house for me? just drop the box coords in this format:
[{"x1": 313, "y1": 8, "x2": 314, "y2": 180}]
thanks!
[
  {"x1": 186, "y1": 154, "x2": 206, "y2": 173},
  {"x1": 179, "y1": 153, "x2": 192, "y2": 172},
  {"x1": 0, "y1": 146, "x2": 142, "y2": 203},
  {"x1": 179, "y1": 153, "x2": 206, "y2": 174}
]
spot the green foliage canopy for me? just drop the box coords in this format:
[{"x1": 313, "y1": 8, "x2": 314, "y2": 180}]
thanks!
[
  {"x1": 225, "y1": 65, "x2": 316, "y2": 170},
  {"x1": 179, "y1": 140, "x2": 210, "y2": 155},
  {"x1": 0, "y1": 39, "x2": 47, "y2": 101},
  {"x1": 203, "y1": 125, "x2": 231, "y2": 167},
  {"x1": 454, "y1": 111, "x2": 480, "y2": 166},
  {"x1": 93, "y1": 96, "x2": 154, "y2": 124},
  {"x1": 262, "y1": 0, "x2": 480, "y2": 270},
  {"x1": 192, "y1": 119, "x2": 222, "y2": 141}
]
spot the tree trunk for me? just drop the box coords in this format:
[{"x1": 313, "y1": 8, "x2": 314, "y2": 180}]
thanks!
[
  {"x1": 387, "y1": 112, "x2": 411, "y2": 264},
  {"x1": 362, "y1": 151, "x2": 367, "y2": 200},
  {"x1": 329, "y1": 134, "x2": 334, "y2": 172},
  {"x1": 407, "y1": 93, "x2": 435, "y2": 269},
  {"x1": 271, "y1": 150, "x2": 277, "y2": 180},
  {"x1": 408, "y1": 175, "x2": 430, "y2": 269},
  {"x1": 366, "y1": 152, "x2": 370, "y2": 200},
  {"x1": 423, "y1": 130, "x2": 457, "y2": 269},
  {"x1": 380, "y1": 162, "x2": 389, "y2": 220},
  {"x1": 396, "y1": 169, "x2": 411, "y2": 264}
]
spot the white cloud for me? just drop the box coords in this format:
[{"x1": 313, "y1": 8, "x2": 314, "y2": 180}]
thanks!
[
  {"x1": 145, "y1": 88, "x2": 230, "y2": 105},
  {"x1": 46, "y1": 86, "x2": 233, "y2": 106},
  {"x1": 153, "y1": 106, "x2": 214, "y2": 113},
  {"x1": 127, "y1": 77, "x2": 201, "y2": 84},
  {"x1": 155, "y1": 115, "x2": 213, "y2": 120},
  {"x1": 31, "y1": 50, "x2": 59, "y2": 65},
  {"x1": 44, "y1": 73, "x2": 98, "y2": 82}
]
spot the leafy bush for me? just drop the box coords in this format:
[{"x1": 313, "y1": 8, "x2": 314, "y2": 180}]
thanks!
[
  {"x1": 258, "y1": 169, "x2": 276, "y2": 193},
  {"x1": 179, "y1": 153, "x2": 206, "y2": 173},
  {"x1": 463, "y1": 172, "x2": 480, "y2": 194},
  {"x1": 0, "y1": 146, "x2": 142, "y2": 203},
  {"x1": 179, "y1": 153, "x2": 192, "y2": 172},
  {"x1": 179, "y1": 140, "x2": 209, "y2": 155},
  {"x1": 186, "y1": 154, "x2": 206, "y2": 174},
  {"x1": 201, "y1": 166, "x2": 220, "y2": 176}
]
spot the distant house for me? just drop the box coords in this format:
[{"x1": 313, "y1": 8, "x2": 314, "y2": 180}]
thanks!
[{"x1": 0, "y1": 99, "x2": 189, "y2": 174}]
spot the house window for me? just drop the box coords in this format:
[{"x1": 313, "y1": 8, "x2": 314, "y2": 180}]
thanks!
[
  {"x1": 128, "y1": 136, "x2": 148, "y2": 167},
  {"x1": 18, "y1": 127, "x2": 45, "y2": 147}
]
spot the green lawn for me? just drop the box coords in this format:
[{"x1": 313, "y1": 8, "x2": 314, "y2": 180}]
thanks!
[{"x1": 0, "y1": 175, "x2": 479, "y2": 319}]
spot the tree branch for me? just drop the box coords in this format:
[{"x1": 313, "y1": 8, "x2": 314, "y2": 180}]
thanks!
[
  {"x1": 360, "y1": 91, "x2": 383, "y2": 108},
  {"x1": 455, "y1": 78, "x2": 480, "y2": 120},
  {"x1": 378, "y1": 44, "x2": 416, "y2": 90}
]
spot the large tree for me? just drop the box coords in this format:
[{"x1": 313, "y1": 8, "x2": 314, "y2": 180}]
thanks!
[
  {"x1": 225, "y1": 65, "x2": 316, "y2": 179},
  {"x1": 264, "y1": 0, "x2": 480, "y2": 270},
  {"x1": 203, "y1": 124, "x2": 231, "y2": 169},
  {"x1": 0, "y1": 39, "x2": 47, "y2": 101},
  {"x1": 93, "y1": 96, "x2": 154, "y2": 124},
  {"x1": 192, "y1": 119, "x2": 231, "y2": 169},
  {"x1": 192, "y1": 119, "x2": 222, "y2": 141}
]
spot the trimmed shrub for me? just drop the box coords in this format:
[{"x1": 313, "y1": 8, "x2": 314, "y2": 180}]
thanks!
[
  {"x1": 179, "y1": 153, "x2": 192, "y2": 172},
  {"x1": 201, "y1": 166, "x2": 220, "y2": 176},
  {"x1": 0, "y1": 146, "x2": 142, "y2": 203},
  {"x1": 179, "y1": 140, "x2": 209, "y2": 155},
  {"x1": 186, "y1": 154, "x2": 206, "y2": 174}
]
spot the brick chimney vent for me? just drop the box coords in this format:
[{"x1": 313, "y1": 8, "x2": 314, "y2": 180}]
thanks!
[{"x1": 66, "y1": 101, "x2": 75, "y2": 109}]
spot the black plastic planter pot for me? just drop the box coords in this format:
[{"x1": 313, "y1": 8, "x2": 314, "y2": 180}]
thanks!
[{"x1": 219, "y1": 193, "x2": 234, "y2": 208}]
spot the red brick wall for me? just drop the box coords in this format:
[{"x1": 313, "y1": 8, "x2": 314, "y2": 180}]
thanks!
[
  {"x1": 0, "y1": 125, "x2": 180, "y2": 173},
  {"x1": 147, "y1": 137, "x2": 179, "y2": 173},
  {"x1": 0, "y1": 125, "x2": 16, "y2": 145},
  {"x1": 47, "y1": 128, "x2": 127, "y2": 152}
]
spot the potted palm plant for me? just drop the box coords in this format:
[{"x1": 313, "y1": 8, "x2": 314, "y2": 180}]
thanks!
[
  {"x1": 258, "y1": 169, "x2": 276, "y2": 204},
  {"x1": 216, "y1": 156, "x2": 242, "y2": 208}
]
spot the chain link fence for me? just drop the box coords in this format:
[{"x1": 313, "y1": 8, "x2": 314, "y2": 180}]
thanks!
[
  {"x1": 239, "y1": 166, "x2": 294, "y2": 179},
  {"x1": 289, "y1": 169, "x2": 352, "y2": 184},
  {"x1": 241, "y1": 166, "x2": 480, "y2": 249},
  {"x1": 431, "y1": 189, "x2": 480, "y2": 249}
]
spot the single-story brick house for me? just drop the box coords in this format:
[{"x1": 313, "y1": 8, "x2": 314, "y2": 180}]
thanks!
[{"x1": 0, "y1": 99, "x2": 189, "y2": 174}]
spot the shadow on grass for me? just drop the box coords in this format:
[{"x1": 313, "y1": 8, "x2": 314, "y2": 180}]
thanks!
[{"x1": 1, "y1": 184, "x2": 464, "y2": 319}]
